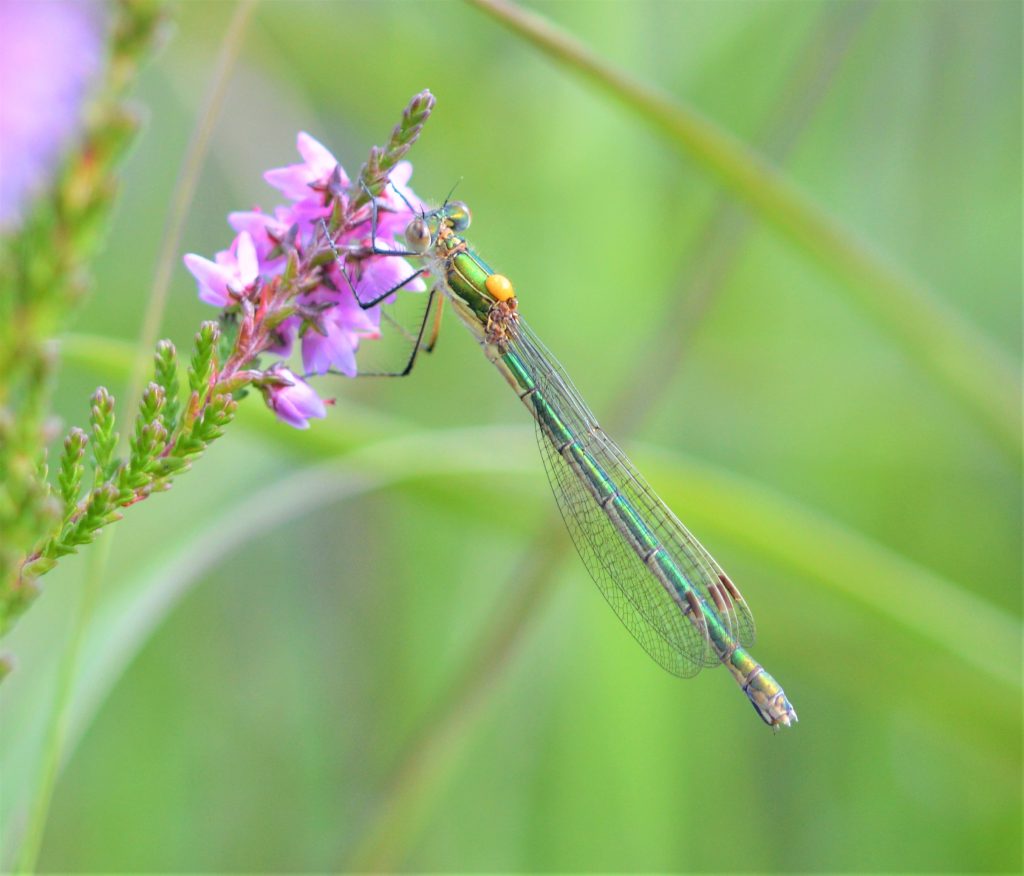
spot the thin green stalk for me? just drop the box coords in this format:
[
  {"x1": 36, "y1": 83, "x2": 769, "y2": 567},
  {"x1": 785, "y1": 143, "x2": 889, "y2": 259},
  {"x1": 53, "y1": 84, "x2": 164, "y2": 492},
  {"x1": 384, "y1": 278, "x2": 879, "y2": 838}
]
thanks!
[
  {"x1": 0, "y1": 0, "x2": 167, "y2": 633},
  {"x1": 609, "y1": 0, "x2": 873, "y2": 429},
  {"x1": 465, "y1": 0, "x2": 1020, "y2": 460},
  {"x1": 123, "y1": 0, "x2": 257, "y2": 420},
  {"x1": 15, "y1": 536, "x2": 112, "y2": 874},
  {"x1": 345, "y1": 531, "x2": 568, "y2": 871}
]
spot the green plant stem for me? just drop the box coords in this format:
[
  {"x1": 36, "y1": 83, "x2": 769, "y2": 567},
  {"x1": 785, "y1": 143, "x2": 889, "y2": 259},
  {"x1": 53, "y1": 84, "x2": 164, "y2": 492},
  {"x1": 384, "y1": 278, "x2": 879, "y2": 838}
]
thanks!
[
  {"x1": 123, "y1": 0, "x2": 257, "y2": 423},
  {"x1": 15, "y1": 536, "x2": 112, "y2": 875},
  {"x1": 465, "y1": 0, "x2": 1020, "y2": 460},
  {"x1": 608, "y1": 0, "x2": 873, "y2": 429},
  {"x1": 0, "y1": 0, "x2": 167, "y2": 633}
]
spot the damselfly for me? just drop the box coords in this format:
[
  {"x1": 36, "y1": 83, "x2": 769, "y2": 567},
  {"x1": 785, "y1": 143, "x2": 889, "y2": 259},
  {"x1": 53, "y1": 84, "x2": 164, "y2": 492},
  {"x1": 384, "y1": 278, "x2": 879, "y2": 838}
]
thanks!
[{"x1": 328, "y1": 194, "x2": 797, "y2": 729}]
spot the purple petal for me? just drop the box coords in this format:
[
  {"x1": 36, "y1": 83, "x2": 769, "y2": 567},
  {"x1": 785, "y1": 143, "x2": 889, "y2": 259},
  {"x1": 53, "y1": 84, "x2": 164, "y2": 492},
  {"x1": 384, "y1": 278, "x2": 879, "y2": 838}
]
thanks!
[
  {"x1": 233, "y1": 231, "x2": 259, "y2": 287},
  {"x1": 301, "y1": 329, "x2": 333, "y2": 376},
  {"x1": 267, "y1": 369, "x2": 327, "y2": 429},
  {"x1": 355, "y1": 254, "x2": 426, "y2": 305},
  {"x1": 383, "y1": 161, "x2": 426, "y2": 213},
  {"x1": 283, "y1": 198, "x2": 332, "y2": 233},
  {"x1": 335, "y1": 287, "x2": 381, "y2": 335},
  {"x1": 301, "y1": 309, "x2": 359, "y2": 377},
  {"x1": 331, "y1": 345, "x2": 358, "y2": 377},
  {"x1": 266, "y1": 315, "x2": 298, "y2": 356},
  {"x1": 228, "y1": 210, "x2": 286, "y2": 270},
  {"x1": 263, "y1": 165, "x2": 313, "y2": 202},
  {"x1": 183, "y1": 253, "x2": 232, "y2": 306},
  {"x1": 273, "y1": 400, "x2": 309, "y2": 429},
  {"x1": 228, "y1": 209, "x2": 279, "y2": 244},
  {"x1": 377, "y1": 212, "x2": 416, "y2": 243},
  {"x1": 297, "y1": 131, "x2": 346, "y2": 183}
]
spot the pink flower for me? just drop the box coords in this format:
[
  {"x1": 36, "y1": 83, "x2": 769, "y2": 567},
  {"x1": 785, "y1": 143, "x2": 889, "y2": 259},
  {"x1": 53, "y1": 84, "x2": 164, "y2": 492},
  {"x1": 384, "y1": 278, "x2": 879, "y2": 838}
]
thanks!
[
  {"x1": 356, "y1": 162, "x2": 426, "y2": 245},
  {"x1": 184, "y1": 130, "x2": 430, "y2": 431},
  {"x1": 183, "y1": 231, "x2": 260, "y2": 307},
  {"x1": 266, "y1": 314, "x2": 299, "y2": 356},
  {"x1": 262, "y1": 367, "x2": 327, "y2": 430},
  {"x1": 227, "y1": 208, "x2": 291, "y2": 271},
  {"x1": 350, "y1": 250, "x2": 426, "y2": 306},
  {"x1": 301, "y1": 290, "x2": 380, "y2": 377},
  {"x1": 263, "y1": 132, "x2": 347, "y2": 203}
]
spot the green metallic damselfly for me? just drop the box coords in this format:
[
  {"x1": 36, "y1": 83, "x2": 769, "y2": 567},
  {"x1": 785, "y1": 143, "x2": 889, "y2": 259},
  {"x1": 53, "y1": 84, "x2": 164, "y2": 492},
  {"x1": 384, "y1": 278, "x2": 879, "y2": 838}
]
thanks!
[{"x1": 329, "y1": 195, "x2": 797, "y2": 730}]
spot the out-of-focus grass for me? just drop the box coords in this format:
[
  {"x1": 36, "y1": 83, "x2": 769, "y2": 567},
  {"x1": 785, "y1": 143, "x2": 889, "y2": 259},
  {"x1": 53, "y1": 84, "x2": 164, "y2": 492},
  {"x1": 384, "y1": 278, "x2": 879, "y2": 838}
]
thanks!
[{"x1": 0, "y1": 1, "x2": 1019, "y2": 872}]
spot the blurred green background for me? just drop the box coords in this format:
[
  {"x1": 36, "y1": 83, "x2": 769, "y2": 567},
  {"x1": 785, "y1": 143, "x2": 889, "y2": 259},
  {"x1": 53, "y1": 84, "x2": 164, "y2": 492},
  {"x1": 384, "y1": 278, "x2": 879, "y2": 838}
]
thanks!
[{"x1": 2, "y1": 0, "x2": 1020, "y2": 871}]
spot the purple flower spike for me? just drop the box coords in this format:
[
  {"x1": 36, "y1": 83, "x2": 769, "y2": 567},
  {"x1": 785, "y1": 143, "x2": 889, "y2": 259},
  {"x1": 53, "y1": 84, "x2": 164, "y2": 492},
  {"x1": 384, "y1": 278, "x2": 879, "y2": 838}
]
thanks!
[
  {"x1": 184, "y1": 231, "x2": 259, "y2": 307},
  {"x1": 263, "y1": 367, "x2": 327, "y2": 430},
  {"x1": 185, "y1": 121, "x2": 430, "y2": 431}
]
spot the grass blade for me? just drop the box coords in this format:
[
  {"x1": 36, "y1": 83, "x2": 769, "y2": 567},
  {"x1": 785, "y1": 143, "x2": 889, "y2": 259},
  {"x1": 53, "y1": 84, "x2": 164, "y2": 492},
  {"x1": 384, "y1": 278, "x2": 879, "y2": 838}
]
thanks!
[{"x1": 465, "y1": 0, "x2": 1020, "y2": 458}]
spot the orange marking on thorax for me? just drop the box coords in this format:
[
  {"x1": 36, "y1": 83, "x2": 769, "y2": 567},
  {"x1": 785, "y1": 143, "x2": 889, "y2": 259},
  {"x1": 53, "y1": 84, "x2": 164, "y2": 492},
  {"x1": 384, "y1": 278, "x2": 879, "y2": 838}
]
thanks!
[{"x1": 486, "y1": 273, "x2": 515, "y2": 302}]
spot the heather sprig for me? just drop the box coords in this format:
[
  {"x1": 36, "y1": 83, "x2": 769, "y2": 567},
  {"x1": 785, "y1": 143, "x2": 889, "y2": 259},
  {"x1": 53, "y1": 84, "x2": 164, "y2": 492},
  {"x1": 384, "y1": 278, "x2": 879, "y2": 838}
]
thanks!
[
  {"x1": 6, "y1": 89, "x2": 437, "y2": 640},
  {"x1": 16, "y1": 326, "x2": 233, "y2": 587}
]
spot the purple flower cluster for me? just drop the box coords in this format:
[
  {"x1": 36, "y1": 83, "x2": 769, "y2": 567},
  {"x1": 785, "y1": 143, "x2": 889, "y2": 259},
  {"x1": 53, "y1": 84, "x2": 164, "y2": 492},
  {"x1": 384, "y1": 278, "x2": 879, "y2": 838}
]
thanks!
[{"x1": 184, "y1": 133, "x2": 427, "y2": 428}]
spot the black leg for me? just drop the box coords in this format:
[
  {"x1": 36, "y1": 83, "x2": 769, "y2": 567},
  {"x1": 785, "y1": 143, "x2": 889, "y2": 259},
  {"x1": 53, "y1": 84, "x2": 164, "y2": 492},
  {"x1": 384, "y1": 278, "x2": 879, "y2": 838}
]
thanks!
[
  {"x1": 316, "y1": 181, "x2": 440, "y2": 377},
  {"x1": 319, "y1": 215, "x2": 427, "y2": 309},
  {"x1": 361, "y1": 178, "x2": 419, "y2": 257},
  {"x1": 329, "y1": 287, "x2": 440, "y2": 379}
]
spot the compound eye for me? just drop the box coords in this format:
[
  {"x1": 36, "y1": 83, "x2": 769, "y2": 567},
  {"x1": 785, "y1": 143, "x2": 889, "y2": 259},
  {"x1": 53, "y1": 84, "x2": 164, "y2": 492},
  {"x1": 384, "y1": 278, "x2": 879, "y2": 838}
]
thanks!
[
  {"x1": 405, "y1": 217, "x2": 430, "y2": 253},
  {"x1": 446, "y1": 201, "x2": 471, "y2": 232}
]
